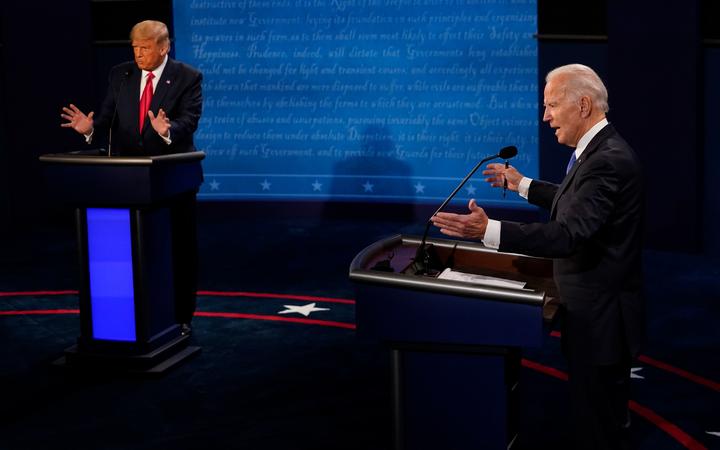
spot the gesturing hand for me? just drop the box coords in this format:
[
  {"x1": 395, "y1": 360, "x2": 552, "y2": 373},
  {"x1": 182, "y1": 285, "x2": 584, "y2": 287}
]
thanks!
[
  {"x1": 60, "y1": 104, "x2": 94, "y2": 135},
  {"x1": 148, "y1": 108, "x2": 171, "y2": 137},
  {"x1": 482, "y1": 163, "x2": 523, "y2": 192},
  {"x1": 431, "y1": 199, "x2": 489, "y2": 240}
]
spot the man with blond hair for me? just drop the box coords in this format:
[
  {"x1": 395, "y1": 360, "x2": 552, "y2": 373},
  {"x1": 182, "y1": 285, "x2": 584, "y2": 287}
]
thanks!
[
  {"x1": 61, "y1": 20, "x2": 203, "y2": 334},
  {"x1": 62, "y1": 19, "x2": 202, "y2": 156},
  {"x1": 432, "y1": 64, "x2": 644, "y2": 449}
]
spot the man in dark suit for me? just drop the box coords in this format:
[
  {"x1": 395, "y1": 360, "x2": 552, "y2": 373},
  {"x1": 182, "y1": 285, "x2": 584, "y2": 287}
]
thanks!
[
  {"x1": 61, "y1": 20, "x2": 203, "y2": 334},
  {"x1": 431, "y1": 64, "x2": 644, "y2": 450}
]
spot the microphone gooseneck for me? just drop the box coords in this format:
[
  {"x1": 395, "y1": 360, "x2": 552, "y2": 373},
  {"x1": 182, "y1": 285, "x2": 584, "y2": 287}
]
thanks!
[{"x1": 412, "y1": 145, "x2": 518, "y2": 275}]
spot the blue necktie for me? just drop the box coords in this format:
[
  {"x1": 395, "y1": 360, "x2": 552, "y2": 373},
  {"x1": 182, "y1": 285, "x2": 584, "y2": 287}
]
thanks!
[{"x1": 566, "y1": 152, "x2": 577, "y2": 174}]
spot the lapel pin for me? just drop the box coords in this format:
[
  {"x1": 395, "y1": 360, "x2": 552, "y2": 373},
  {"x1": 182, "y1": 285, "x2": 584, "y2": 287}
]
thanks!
[{"x1": 166, "y1": 80, "x2": 171, "y2": 84}]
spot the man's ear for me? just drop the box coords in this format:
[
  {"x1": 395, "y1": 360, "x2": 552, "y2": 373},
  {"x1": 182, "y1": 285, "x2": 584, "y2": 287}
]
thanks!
[{"x1": 580, "y1": 96, "x2": 592, "y2": 118}]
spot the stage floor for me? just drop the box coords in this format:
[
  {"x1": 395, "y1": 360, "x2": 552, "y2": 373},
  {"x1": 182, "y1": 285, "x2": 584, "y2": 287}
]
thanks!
[{"x1": 1, "y1": 206, "x2": 718, "y2": 449}]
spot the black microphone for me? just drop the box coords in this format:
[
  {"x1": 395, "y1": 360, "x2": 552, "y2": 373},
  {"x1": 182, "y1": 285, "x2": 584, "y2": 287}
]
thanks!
[
  {"x1": 107, "y1": 69, "x2": 131, "y2": 157},
  {"x1": 411, "y1": 145, "x2": 518, "y2": 275}
]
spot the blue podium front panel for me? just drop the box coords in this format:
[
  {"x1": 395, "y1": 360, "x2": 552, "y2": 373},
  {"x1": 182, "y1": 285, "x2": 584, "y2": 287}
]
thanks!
[
  {"x1": 349, "y1": 235, "x2": 555, "y2": 450},
  {"x1": 86, "y1": 208, "x2": 136, "y2": 342},
  {"x1": 356, "y1": 283, "x2": 543, "y2": 348},
  {"x1": 402, "y1": 350, "x2": 510, "y2": 450}
]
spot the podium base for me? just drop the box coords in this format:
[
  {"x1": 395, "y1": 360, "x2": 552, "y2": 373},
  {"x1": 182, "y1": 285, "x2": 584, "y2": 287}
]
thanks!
[{"x1": 54, "y1": 334, "x2": 201, "y2": 375}]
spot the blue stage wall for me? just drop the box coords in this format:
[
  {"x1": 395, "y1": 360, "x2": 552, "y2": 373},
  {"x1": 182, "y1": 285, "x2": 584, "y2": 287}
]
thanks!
[{"x1": 173, "y1": 0, "x2": 538, "y2": 207}]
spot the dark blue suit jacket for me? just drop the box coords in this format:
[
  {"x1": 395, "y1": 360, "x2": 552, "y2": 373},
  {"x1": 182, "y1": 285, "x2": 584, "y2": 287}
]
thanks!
[
  {"x1": 94, "y1": 58, "x2": 203, "y2": 156},
  {"x1": 499, "y1": 124, "x2": 645, "y2": 365}
]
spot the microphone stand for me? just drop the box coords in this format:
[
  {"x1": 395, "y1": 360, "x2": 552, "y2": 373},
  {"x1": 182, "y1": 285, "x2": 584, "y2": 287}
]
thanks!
[{"x1": 412, "y1": 152, "x2": 505, "y2": 275}]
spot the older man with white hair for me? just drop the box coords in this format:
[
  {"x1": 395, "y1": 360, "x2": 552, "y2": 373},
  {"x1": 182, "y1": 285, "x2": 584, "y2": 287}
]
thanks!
[{"x1": 432, "y1": 64, "x2": 644, "y2": 450}]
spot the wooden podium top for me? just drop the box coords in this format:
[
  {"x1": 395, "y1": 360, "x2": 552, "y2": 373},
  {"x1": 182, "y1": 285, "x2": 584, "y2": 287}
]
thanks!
[
  {"x1": 350, "y1": 234, "x2": 558, "y2": 308},
  {"x1": 350, "y1": 234, "x2": 560, "y2": 346}
]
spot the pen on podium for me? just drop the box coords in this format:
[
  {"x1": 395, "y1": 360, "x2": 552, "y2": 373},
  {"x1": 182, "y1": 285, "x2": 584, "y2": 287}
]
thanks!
[{"x1": 502, "y1": 160, "x2": 509, "y2": 198}]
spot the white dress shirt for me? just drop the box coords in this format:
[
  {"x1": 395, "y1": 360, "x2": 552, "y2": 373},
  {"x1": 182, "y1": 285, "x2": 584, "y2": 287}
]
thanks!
[
  {"x1": 140, "y1": 55, "x2": 168, "y2": 100},
  {"x1": 87, "y1": 55, "x2": 171, "y2": 144},
  {"x1": 141, "y1": 55, "x2": 172, "y2": 143},
  {"x1": 482, "y1": 118, "x2": 610, "y2": 249}
]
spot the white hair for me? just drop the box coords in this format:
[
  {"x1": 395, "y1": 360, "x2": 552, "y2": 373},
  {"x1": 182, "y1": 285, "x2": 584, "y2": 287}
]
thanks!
[{"x1": 546, "y1": 64, "x2": 609, "y2": 113}]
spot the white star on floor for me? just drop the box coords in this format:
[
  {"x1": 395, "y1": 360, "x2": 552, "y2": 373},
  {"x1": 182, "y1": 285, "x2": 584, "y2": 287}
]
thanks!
[
  {"x1": 631, "y1": 367, "x2": 644, "y2": 379},
  {"x1": 312, "y1": 180, "x2": 323, "y2": 191},
  {"x1": 707, "y1": 431, "x2": 720, "y2": 438},
  {"x1": 414, "y1": 182, "x2": 425, "y2": 194},
  {"x1": 362, "y1": 181, "x2": 374, "y2": 192},
  {"x1": 209, "y1": 179, "x2": 220, "y2": 191},
  {"x1": 278, "y1": 302, "x2": 330, "y2": 317},
  {"x1": 465, "y1": 184, "x2": 476, "y2": 195},
  {"x1": 260, "y1": 179, "x2": 272, "y2": 190}
]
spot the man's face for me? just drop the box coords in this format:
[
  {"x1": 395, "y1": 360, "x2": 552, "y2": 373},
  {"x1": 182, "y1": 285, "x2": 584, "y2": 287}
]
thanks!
[
  {"x1": 542, "y1": 76, "x2": 583, "y2": 147},
  {"x1": 132, "y1": 38, "x2": 167, "y2": 71}
]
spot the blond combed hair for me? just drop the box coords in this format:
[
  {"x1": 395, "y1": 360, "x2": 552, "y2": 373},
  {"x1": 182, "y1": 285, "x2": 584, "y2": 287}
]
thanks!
[{"x1": 130, "y1": 20, "x2": 170, "y2": 45}]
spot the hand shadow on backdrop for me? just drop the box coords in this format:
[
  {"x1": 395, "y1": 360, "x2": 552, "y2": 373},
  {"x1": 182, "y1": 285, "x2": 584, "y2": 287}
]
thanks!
[{"x1": 323, "y1": 125, "x2": 415, "y2": 220}]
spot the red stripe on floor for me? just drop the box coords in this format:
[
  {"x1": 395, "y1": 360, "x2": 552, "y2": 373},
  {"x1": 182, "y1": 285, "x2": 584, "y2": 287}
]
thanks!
[
  {"x1": 521, "y1": 358, "x2": 568, "y2": 381},
  {"x1": 637, "y1": 354, "x2": 720, "y2": 392},
  {"x1": 0, "y1": 309, "x2": 355, "y2": 330},
  {"x1": 0, "y1": 290, "x2": 78, "y2": 297},
  {"x1": 548, "y1": 331, "x2": 719, "y2": 393},
  {"x1": 0, "y1": 290, "x2": 355, "y2": 304},
  {"x1": 194, "y1": 311, "x2": 356, "y2": 329},
  {"x1": 522, "y1": 358, "x2": 708, "y2": 450},
  {"x1": 0, "y1": 309, "x2": 79, "y2": 315},
  {"x1": 197, "y1": 290, "x2": 355, "y2": 304},
  {"x1": 629, "y1": 401, "x2": 708, "y2": 450}
]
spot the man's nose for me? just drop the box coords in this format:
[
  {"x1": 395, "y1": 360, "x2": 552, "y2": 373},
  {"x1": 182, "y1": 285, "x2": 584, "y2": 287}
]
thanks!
[{"x1": 542, "y1": 109, "x2": 551, "y2": 122}]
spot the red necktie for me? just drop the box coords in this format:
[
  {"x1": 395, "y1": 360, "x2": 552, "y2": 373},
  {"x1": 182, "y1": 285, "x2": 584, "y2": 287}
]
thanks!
[{"x1": 139, "y1": 72, "x2": 155, "y2": 132}]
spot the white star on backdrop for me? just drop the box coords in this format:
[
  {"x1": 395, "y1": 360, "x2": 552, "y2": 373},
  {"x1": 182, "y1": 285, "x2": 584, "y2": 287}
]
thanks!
[
  {"x1": 630, "y1": 367, "x2": 644, "y2": 380},
  {"x1": 260, "y1": 179, "x2": 272, "y2": 191},
  {"x1": 465, "y1": 184, "x2": 477, "y2": 195},
  {"x1": 706, "y1": 431, "x2": 720, "y2": 438},
  {"x1": 209, "y1": 179, "x2": 220, "y2": 191},
  {"x1": 278, "y1": 303, "x2": 330, "y2": 317},
  {"x1": 414, "y1": 182, "x2": 425, "y2": 194},
  {"x1": 312, "y1": 180, "x2": 323, "y2": 191},
  {"x1": 362, "y1": 181, "x2": 374, "y2": 192}
]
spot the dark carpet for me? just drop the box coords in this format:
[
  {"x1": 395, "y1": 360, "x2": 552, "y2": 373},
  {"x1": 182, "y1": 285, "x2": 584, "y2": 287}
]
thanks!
[{"x1": 1, "y1": 204, "x2": 718, "y2": 450}]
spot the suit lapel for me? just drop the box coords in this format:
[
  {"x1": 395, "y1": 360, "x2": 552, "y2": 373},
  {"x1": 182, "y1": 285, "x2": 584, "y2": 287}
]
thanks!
[
  {"x1": 550, "y1": 124, "x2": 615, "y2": 217},
  {"x1": 149, "y1": 59, "x2": 175, "y2": 117},
  {"x1": 124, "y1": 68, "x2": 142, "y2": 135}
]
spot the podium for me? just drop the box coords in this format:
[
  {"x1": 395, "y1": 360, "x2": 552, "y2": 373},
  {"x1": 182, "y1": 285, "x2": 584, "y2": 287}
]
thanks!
[
  {"x1": 349, "y1": 235, "x2": 558, "y2": 450},
  {"x1": 39, "y1": 150, "x2": 204, "y2": 373}
]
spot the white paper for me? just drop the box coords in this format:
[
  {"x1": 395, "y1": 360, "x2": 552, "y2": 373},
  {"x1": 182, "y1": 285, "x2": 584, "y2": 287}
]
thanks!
[{"x1": 437, "y1": 268, "x2": 527, "y2": 290}]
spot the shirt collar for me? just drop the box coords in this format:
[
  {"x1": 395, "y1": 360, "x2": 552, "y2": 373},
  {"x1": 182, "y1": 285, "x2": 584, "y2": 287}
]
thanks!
[
  {"x1": 575, "y1": 118, "x2": 609, "y2": 159},
  {"x1": 142, "y1": 54, "x2": 169, "y2": 81}
]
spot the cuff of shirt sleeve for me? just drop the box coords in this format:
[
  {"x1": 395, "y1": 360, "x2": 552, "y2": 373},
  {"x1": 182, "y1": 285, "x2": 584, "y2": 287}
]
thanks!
[
  {"x1": 84, "y1": 129, "x2": 93, "y2": 144},
  {"x1": 518, "y1": 177, "x2": 533, "y2": 199},
  {"x1": 482, "y1": 219, "x2": 501, "y2": 249},
  {"x1": 160, "y1": 130, "x2": 172, "y2": 145}
]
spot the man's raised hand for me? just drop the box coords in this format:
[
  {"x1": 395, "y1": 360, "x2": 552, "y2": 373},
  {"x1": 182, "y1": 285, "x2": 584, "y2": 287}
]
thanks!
[{"x1": 60, "y1": 104, "x2": 94, "y2": 135}]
